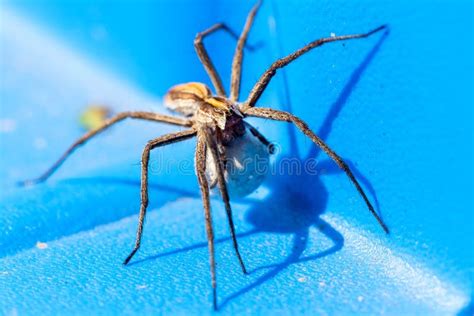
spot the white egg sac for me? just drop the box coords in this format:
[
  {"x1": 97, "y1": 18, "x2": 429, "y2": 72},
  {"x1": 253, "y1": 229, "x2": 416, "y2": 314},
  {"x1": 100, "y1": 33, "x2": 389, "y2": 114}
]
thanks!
[{"x1": 205, "y1": 128, "x2": 271, "y2": 198}]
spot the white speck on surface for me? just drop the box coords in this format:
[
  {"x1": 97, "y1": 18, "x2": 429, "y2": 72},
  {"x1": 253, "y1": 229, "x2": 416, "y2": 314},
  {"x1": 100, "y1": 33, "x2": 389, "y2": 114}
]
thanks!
[
  {"x1": 36, "y1": 241, "x2": 48, "y2": 249},
  {"x1": 33, "y1": 137, "x2": 48, "y2": 150},
  {"x1": 0, "y1": 118, "x2": 17, "y2": 133},
  {"x1": 297, "y1": 276, "x2": 307, "y2": 283},
  {"x1": 330, "y1": 32, "x2": 336, "y2": 37},
  {"x1": 357, "y1": 295, "x2": 364, "y2": 302},
  {"x1": 136, "y1": 285, "x2": 147, "y2": 290},
  {"x1": 319, "y1": 281, "x2": 326, "y2": 287}
]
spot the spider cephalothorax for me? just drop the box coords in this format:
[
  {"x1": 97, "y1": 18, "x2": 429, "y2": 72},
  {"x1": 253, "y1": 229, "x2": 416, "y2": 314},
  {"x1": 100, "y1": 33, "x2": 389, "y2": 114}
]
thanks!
[
  {"x1": 165, "y1": 81, "x2": 273, "y2": 197},
  {"x1": 164, "y1": 81, "x2": 244, "y2": 137},
  {"x1": 22, "y1": 1, "x2": 389, "y2": 310}
]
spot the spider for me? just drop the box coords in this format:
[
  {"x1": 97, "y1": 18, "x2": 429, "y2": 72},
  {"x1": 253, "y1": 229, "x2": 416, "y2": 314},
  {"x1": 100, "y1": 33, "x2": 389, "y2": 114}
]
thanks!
[{"x1": 21, "y1": 1, "x2": 389, "y2": 310}]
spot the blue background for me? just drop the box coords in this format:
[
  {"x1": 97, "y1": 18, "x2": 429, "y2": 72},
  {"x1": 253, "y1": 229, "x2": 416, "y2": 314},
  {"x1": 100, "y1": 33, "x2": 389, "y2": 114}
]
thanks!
[{"x1": 0, "y1": 0, "x2": 473, "y2": 315}]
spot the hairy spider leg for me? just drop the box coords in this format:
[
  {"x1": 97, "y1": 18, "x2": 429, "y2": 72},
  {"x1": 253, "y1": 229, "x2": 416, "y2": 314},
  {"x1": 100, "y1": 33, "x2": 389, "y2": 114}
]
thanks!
[
  {"x1": 229, "y1": 0, "x2": 262, "y2": 101},
  {"x1": 206, "y1": 129, "x2": 247, "y2": 274},
  {"x1": 195, "y1": 129, "x2": 218, "y2": 310},
  {"x1": 123, "y1": 129, "x2": 197, "y2": 265},
  {"x1": 244, "y1": 107, "x2": 389, "y2": 234},
  {"x1": 19, "y1": 111, "x2": 191, "y2": 186},
  {"x1": 243, "y1": 25, "x2": 388, "y2": 110},
  {"x1": 195, "y1": 14, "x2": 259, "y2": 97}
]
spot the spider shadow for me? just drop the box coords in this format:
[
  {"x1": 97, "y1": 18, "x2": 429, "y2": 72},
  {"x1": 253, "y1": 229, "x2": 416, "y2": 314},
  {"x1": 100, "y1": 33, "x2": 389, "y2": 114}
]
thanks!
[
  {"x1": 218, "y1": 157, "x2": 342, "y2": 306},
  {"x1": 220, "y1": 27, "x2": 390, "y2": 308}
]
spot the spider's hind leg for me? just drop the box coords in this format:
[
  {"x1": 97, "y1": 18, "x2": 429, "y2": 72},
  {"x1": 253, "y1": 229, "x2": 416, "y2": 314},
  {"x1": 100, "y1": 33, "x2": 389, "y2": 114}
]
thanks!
[{"x1": 244, "y1": 107, "x2": 389, "y2": 234}]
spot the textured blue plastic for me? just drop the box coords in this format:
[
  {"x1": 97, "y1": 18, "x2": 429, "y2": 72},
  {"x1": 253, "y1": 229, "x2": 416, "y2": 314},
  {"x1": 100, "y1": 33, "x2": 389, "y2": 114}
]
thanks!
[{"x1": 0, "y1": 0, "x2": 473, "y2": 315}]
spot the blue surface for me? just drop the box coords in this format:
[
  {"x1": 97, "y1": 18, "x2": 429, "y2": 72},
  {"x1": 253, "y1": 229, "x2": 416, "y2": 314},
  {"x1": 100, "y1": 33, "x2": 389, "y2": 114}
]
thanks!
[{"x1": 1, "y1": 0, "x2": 473, "y2": 315}]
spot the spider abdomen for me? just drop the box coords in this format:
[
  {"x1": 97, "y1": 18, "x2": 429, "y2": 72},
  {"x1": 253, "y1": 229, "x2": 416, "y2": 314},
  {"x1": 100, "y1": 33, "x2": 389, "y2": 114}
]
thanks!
[{"x1": 205, "y1": 126, "x2": 270, "y2": 198}]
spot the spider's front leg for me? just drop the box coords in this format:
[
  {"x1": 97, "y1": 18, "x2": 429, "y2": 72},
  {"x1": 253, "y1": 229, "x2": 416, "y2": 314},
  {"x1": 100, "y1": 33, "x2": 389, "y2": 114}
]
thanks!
[
  {"x1": 229, "y1": 0, "x2": 261, "y2": 101},
  {"x1": 123, "y1": 129, "x2": 197, "y2": 265},
  {"x1": 194, "y1": 13, "x2": 261, "y2": 98},
  {"x1": 194, "y1": 24, "x2": 228, "y2": 97}
]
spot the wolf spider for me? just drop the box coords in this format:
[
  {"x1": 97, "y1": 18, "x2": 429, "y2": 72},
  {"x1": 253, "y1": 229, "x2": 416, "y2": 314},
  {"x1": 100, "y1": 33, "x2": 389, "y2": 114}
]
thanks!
[{"x1": 21, "y1": 1, "x2": 389, "y2": 310}]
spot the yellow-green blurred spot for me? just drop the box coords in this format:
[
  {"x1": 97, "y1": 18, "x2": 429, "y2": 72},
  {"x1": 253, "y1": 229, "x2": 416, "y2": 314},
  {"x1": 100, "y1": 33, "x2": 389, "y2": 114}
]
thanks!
[{"x1": 79, "y1": 105, "x2": 111, "y2": 131}]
